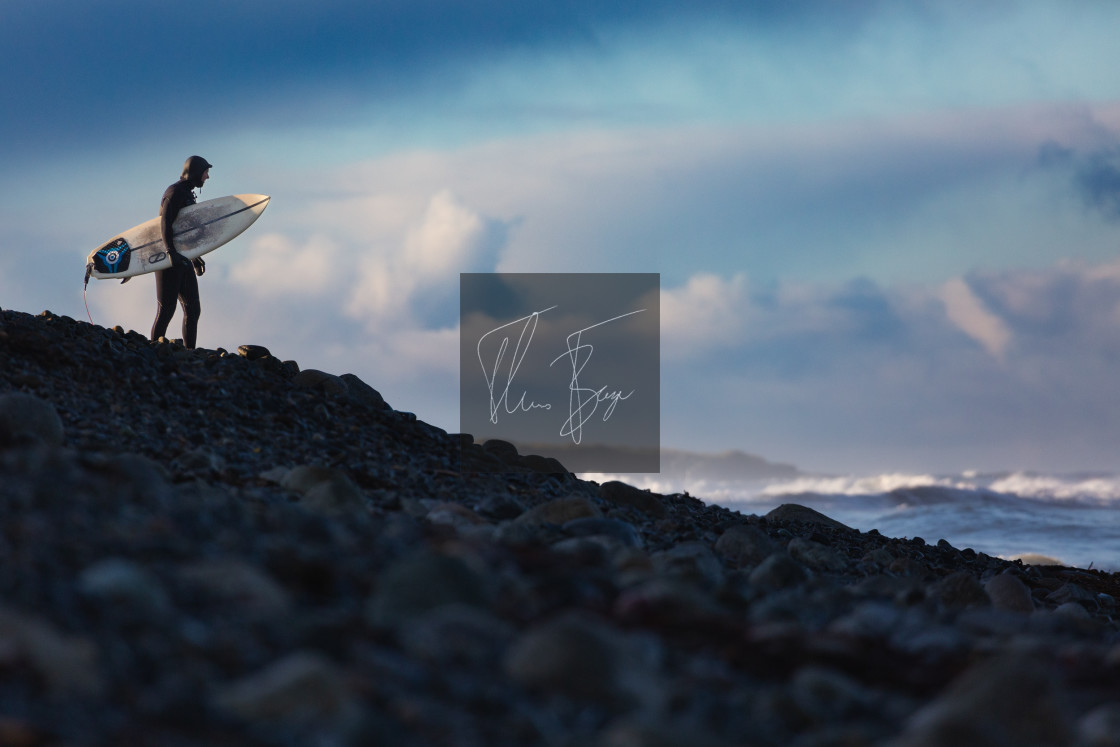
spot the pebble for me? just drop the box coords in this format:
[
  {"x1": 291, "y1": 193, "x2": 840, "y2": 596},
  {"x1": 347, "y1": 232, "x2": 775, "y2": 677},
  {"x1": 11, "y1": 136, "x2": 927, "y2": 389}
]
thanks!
[
  {"x1": 787, "y1": 537, "x2": 849, "y2": 573},
  {"x1": 983, "y1": 572, "x2": 1035, "y2": 614},
  {"x1": 713, "y1": 523, "x2": 777, "y2": 568},
  {"x1": 281, "y1": 464, "x2": 366, "y2": 513},
  {"x1": 599, "y1": 481, "x2": 668, "y2": 518},
  {"x1": 398, "y1": 603, "x2": 516, "y2": 666},
  {"x1": 291, "y1": 368, "x2": 349, "y2": 395},
  {"x1": 78, "y1": 557, "x2": 172, "y2": 617},
  {"x1": 564, "y1": 517, "x2": 644, "y2": 549},
  {"x1": 0, "y1": 392, "x2": 63, "y2": 448},
  {"x1": 651, "y1": 541, "x2": 724, "y2": 588},
  {"x1": 212, "y1": 650, "x2": 356, "y2": 724},
  {"x1": 749, "y1": 552, "x2": 811, "y2": 591},
  {"x1": 0, "y1": 606, "x2": 103, "y2": 696},
  {"x1": 1079, "y1": 703, "x2": 1120, "y2": 747},
  {"x1": 504, "y1": 611, "x2": 661, "y2": 710},
  {"x1": 514, "y1": 495, "x2": 603, "y2": 525},
  {"x1": 366, "y1": 550, "x2": 490, "y2": 631},
  {"x1": 178, "y1": 559, "x2": 292, "y2": 620},
  {"x1": 929, "y1": 571, "x2": 991, "y2": 612},
  {"x1": 891, "y1": 657, "x2": 1073, "y2": 746}
]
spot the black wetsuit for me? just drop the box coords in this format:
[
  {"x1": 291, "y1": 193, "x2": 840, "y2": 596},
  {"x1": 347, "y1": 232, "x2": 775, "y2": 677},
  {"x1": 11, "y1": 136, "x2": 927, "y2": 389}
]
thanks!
[{"x1": 151, "y1": 157, "x2": 210, "y2": 348}]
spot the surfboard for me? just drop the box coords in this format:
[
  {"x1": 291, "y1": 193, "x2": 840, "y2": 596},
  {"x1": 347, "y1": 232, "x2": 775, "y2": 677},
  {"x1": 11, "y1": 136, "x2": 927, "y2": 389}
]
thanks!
[{"x1": 86, "y1": 194, "x2": 270, "y2": 280}]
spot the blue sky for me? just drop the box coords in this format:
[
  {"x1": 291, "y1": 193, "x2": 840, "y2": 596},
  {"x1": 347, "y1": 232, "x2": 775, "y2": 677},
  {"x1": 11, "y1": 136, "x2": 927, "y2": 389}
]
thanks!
[{"x1": 2, "y1": 0, "x2": 1120, "y2": 474}]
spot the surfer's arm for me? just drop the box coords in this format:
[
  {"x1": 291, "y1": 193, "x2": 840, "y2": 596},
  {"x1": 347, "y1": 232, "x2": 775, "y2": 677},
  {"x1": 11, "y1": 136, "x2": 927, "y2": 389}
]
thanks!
[{"x1": 160, "y1": 189, "x2": 189, "y2": 265}]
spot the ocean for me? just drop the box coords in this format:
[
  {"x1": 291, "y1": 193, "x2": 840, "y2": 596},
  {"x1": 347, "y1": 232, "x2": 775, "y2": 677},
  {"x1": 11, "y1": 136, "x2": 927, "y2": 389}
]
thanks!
[{"x1": 583, "y1": 470, "x2": 1120, "y2": 572}]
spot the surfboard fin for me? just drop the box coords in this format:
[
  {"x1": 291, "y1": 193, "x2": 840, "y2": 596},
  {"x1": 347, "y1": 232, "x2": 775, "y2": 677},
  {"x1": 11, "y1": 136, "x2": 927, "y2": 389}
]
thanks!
[{"x1": 120, "y1": 276, "x2": 131, "y2": 285}]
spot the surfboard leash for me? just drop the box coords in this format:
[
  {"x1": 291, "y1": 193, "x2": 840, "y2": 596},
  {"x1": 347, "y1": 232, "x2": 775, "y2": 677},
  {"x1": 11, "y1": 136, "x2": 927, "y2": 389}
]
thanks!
[{"x1": 83, "y1": 262, "x2": 94, "y2": 324}]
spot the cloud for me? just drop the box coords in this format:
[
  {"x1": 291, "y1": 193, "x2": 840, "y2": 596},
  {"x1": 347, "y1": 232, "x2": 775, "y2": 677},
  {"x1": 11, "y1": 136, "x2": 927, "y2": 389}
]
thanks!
[
  {"x1": 660, "y1": 272, "x2": 749, "y2": 356},
  {"x1": 230, "y1": 233, "x2": 344, "y2": 295},
  {"x1": 1078, "y1": 149, "x2": 1120, "y2": 220},
  {"x1": 657, "y1": 257, "x2": 1120, "y2": 472},
  {"x1": 345, "y1": 190, "x2": 507, "y2": 328},
  {"x1": 1036, "y1": 139, "x2": 1120, "y2": 222},
  {"x1": 937, "y1": 277, "x2": 1012, "y2": 360}
]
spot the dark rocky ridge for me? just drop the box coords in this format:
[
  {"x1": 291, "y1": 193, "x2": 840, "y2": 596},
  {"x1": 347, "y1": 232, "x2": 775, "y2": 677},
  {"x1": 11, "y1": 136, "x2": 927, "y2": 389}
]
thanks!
[{"x1": 1, "y1": 307, "x2": 1120, "y2": 746}]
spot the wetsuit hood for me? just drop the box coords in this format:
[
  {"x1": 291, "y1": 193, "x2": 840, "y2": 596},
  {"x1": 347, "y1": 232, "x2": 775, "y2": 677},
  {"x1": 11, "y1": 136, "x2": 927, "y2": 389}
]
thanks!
[{"x1": 181, "y1": 156, "x2": 213, "y2": 189}]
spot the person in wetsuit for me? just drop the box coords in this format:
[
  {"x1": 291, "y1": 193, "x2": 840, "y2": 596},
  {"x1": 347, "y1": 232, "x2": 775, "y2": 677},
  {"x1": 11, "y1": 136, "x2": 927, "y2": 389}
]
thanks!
[{"x1": 151, "y1": 155, "x2": 212, "y2": 349}]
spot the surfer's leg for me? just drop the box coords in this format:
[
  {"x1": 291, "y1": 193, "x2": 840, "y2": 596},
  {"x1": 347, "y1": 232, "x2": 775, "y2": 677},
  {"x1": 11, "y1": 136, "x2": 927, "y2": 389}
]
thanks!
[
  {"x1": 178, "y1": 269, "x2": 201, "y2": 350},
  {"x1": 151, "y1": 268, "x2": 178, "y2": 341}
]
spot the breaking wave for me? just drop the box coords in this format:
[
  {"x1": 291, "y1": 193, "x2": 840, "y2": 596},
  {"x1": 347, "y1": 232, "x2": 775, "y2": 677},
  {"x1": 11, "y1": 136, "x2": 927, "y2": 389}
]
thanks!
[{"x1": 582, "y1": 469, "x2": 1120, "y2": 571}]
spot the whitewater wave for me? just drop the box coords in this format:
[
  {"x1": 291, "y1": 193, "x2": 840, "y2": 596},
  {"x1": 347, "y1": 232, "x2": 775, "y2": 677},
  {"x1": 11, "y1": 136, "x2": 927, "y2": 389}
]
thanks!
[
  {"x1": 582, "y1": 468, "x2": 1120, "y2": 570},
  {"x1": 584, "y1": 470, "x2": 1120, "y2": 506}
]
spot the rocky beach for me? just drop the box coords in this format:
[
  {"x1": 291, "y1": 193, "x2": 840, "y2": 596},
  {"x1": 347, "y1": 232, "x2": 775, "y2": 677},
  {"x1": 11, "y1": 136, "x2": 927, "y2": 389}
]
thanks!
[{"x1": 1, "y1": 306, "x2": 1119, "y2": 746}]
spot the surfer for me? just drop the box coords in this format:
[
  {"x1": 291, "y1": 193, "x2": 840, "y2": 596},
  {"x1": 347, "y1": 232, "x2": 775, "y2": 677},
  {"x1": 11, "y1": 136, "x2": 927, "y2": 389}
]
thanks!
[{"x1": 151, "y1": 156, "x2": 212, "y2": 349}]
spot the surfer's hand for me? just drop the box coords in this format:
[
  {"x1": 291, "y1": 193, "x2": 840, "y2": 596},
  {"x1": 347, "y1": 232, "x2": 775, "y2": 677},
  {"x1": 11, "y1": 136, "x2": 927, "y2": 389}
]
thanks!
[{"x1": 193, "y1": 258, "x2": 206, "y2": 277}]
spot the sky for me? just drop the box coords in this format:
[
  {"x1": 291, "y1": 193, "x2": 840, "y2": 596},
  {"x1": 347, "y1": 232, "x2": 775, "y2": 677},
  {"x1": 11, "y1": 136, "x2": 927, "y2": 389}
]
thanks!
[{"x1": 2, "y1": 0, "x2": 1119, "y2": 475}]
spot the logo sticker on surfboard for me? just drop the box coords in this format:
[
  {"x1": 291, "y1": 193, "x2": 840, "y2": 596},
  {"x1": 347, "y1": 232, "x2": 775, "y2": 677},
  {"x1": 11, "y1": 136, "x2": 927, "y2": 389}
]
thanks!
[{"x1": 92, "y1": 238, "x2": 132, "y2": 274}]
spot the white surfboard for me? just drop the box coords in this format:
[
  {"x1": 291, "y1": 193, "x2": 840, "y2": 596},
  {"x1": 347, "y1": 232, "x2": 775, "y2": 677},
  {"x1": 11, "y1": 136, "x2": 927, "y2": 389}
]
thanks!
[{"x1": 86, "y1": 194, "x2": 270, "y2": 280}]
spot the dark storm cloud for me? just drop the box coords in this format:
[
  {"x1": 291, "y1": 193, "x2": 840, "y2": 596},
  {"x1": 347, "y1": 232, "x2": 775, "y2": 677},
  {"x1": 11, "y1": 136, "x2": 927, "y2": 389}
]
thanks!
[
  {"x1": 1036, "y1": 141, "x2": 1120, "y2": 222},
  {"x1": 0, "y1": 0, "x2": 877, "y2": 162},
  {"x1": 1077, "y1": 149, "x2": 1120, "y2": 221}
]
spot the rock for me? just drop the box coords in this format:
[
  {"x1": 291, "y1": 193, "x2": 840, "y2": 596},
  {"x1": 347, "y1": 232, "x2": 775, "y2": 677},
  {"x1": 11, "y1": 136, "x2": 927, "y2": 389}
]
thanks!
[
  {"x1": 564, "y1": 517, "x2": 644, "y2": 548},
  {"x1": 482, "y1": 439, "x2": 519, "y2": 462},
  {"x1": 522, "y1": 453, "x2": 569, "y2": 474},
  {"x1": 514, "y1": 496, "x2": 602, "y2": 525},
  {"x1": 475, "y1": 493, "x2": 526, "y2": 520},
  {"x1": 1079, "y1": 703, "x2": 1120, "y2": 747},
  {"x1": 78, "y1": 557, "x2": 171, "y2": 617},
  {"x1": 291, "y1": 368, "x2": 348, "y2": 395},
  {"x1": 259, "y1": 465, "x2": 291, "y2": 483},
  {"x1": 236, "y1": 344, "x2": 271, "y2": 360},
  {"x1": 366, "y1": 550, "x2": 489, "y2": 630},
  {"x1": 765, "y1": 504, "x2": 852, "y2": 531},
  {"x1": 398, "y1": 604, "x2": 516, "y2": 667},
  {"x1": 983, "y1": 573, "x2": 1034, "y2": 614},
  {"x1": 425, "y1": 501, "x2": 487, "y2": 528},
  {"x1": 280, "y1": 464, "x2": 365, "y2": 513},
  {"x1": 614, "y1": 578, "x2": 728, "y2": 629},
  {"x1": 178, "y1": 559, "x2": 291, "y2": 619},
  {"x1": 0, "y1": 607, "x2": 102, "y2": 696},
  {"x1": 651, "y1": 541, "x2": 723, "y2": 588},
  {"x1": 1053, "y1": 601, "x2": 1091, "y2": 621},
  {"x1": 212, "y1": 650, "x2": 355, "y2": 724},
  {"x1": 599, "y1": 481, "x2": 668, "y2": 518},
  {"x1": 787, "y1": 537, "x2": 849, "y2": 573},
  {"x1": 862, "y1": 547, "x2": 896, "y2": 567},
  {"x1": 1047, "y1": 583, "x2": 1096, "y2": 605},
  {"x1": 790, "y1": 666, "x2": 873, "y2": 722},
  {"x1": 830, "y1": 601, "x2": 906, "y2": 639},
  {"x1": 929, "y1": 571, "x2": 990, "y2": 612},
  {"x1": 504, "y1": 611, "x2": 660, "y2": 709},
  {"x1": 0, "y1": 393, "x2": 63, "y2": 448},
  {"x1": 173, "y1": 447, "x2": 226, "y2": 474},
  {"x1": 339, "y1": 373, "x2": 388, "y2": 409},
  {"x1": 714, "y1": 524, "x2": 777, "y2": 568},
  {"x1": 891, "y1": 657, "x2": 1073, "y2": 747},
  {"x1": 749, "y1": 553, "x2": 810, "y2": 591}
]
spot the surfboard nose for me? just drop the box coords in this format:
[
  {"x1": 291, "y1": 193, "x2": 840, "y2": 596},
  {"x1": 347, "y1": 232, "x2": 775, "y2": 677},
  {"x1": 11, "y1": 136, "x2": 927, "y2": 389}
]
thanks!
[{"x1": 235, "y1": 194, "x2": 270, "y2": 213}]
